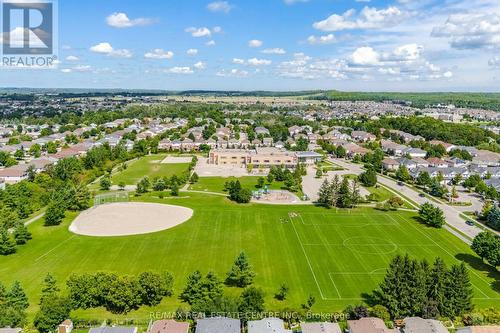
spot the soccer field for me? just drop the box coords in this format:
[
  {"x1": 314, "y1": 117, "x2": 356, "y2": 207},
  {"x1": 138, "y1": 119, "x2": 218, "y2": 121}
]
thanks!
[{"x1": 0, "y1": 193, "x2": 497, "y2": 319}]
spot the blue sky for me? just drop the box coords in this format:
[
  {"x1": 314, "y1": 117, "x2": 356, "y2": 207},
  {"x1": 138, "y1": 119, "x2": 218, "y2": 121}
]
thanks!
[{"x1": 1, "y1": 0, "x2": 499, "y2": 91}]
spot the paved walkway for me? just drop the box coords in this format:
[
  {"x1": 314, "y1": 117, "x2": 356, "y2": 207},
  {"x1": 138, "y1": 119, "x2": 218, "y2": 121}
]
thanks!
[{"x1": 330, "y1": 158, "x2": 499, "y2": 242}]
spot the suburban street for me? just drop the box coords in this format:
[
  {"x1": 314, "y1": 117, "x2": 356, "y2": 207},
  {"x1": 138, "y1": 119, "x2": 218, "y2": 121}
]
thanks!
[{"x1": 323, "y1": 158, "x2": 500, "y2": 242}]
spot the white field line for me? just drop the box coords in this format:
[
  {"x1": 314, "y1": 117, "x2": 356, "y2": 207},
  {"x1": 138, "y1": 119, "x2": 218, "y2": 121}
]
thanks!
[{"x1": 35, "y1": 235, "x2": 77, "y2": 262}]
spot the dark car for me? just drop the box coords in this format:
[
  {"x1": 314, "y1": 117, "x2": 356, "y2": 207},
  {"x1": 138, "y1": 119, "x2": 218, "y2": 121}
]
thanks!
[
  {"x1": 465, "y1": 220, "x2": 475, "y2": 226},
  {"x1": 398, "y1": 181, "x2": 404, "y2": 186},
  {"x1": 419, "y1": 193, "x2": 425, "y2": 197}
]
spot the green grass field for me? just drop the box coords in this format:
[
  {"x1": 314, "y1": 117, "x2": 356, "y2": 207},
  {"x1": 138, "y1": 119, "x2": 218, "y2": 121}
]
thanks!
[
  {"x1": 0, "y1": 193, "x2": 498, "y2": 320},
  {"x1": 111, "y1": 154, "x2": 190, "y2": 185},
  {"x1": 189, "y1": 176, "x2": 285, "y2": 193}
]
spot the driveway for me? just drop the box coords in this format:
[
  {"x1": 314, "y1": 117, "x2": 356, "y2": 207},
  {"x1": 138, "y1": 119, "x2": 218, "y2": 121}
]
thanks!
[{"x1": 329, "y1": 158, "x2": 499, "y2": 242}]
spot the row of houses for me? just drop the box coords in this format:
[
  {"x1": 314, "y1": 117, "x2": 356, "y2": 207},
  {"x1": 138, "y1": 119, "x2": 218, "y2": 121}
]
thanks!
[{"x1": 40, "y1": 317, "x2": 498, "y2": 333}]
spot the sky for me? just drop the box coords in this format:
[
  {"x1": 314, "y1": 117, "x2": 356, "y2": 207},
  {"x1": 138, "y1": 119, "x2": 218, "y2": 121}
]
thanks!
[{"x1": 1, "y1": 0, "x2": 499, "y2": 91}]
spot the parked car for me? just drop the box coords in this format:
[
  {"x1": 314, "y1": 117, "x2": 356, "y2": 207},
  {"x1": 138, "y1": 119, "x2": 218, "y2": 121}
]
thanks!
[{"x1": 465, "y1": 220, "x2": 475, "y2": 226}]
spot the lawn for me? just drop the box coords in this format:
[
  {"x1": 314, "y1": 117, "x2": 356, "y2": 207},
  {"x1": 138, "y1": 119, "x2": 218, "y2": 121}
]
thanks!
[
  {"x1": 189, "y1": 176, "x2": 285, "y2": 193},
  {"x1": 111, "y1": 154, "x2": 190, "y2": 185},
  {"x1": 0, "y1": 193, "x2": 498, "y2": 321}
]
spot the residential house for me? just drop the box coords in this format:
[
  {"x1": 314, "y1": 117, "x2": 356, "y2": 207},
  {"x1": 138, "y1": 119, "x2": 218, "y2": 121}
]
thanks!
[
  {"x1": 275, "y1": 140, "x2": 285, "y2": 149},
  {"x1": 403, "y1": 317, "x2": 448, "y2": 333},
  {"x1": 195, "y1": 317, "x2": 240, "y2": 333},
  {"x1": 390, "y1": 130, "x2": 424, "y2": 143},
  {"x1": 381, "y1": 140, "x2": 407, "y2": 156},
  {"x1": 342, "y1": 143, "x2": 370, "y2": 157},
  {"x1": 248, "y1": 318, "x2": 291, "y2": 333},
  {"x1": 58, "y1": 319, "x2": 73, "y2": 333},
  {"x1": 351, "y1": 130, "x2": 376, "y2": 142},
  {"x1": 429, "y1": 140, "x2": 455, "y2": 152},
  {"x1": 402, "y1": 147, "x2": 427, "y2": 158},
  {"x1": 426, "y1": 157, "x2": 449, "y2": 168},
  {"x1": 347, "y1": 318, "x2": 397, "y2": 333},
  {"x1": 263, "y1": 137, "x2": 273, "y2": 147},
  {"x1": 0, "y1": 164, "x2": 30, "y2": 183},
  {"x1": 472, "y1": 150, "x2": 500, "y2": 167},
  {"x1": 382, "y1": 157, "x2": 399, "y2": 171},
  {"x1": 288, "y1": 125, "x2": 302, "y2": 137},
  {"x1": 255, "y1": 127, "x2": 270, "y2": 136},
  {"x1": 301, "y1": 322, "x2": 342, "y2": 333},
  {"x1": 397, "y1": 157, "x2": 418, "y2": 170},
  {"x1": 148, "y1": 319, "x2": 189, "y2": 333},
  {"x1": 446, "y1": 157, "x2": 469, "y2": 168}
]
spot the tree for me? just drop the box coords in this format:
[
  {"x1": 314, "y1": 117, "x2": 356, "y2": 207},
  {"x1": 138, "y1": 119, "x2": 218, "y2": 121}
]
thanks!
[
  {"x1": 152, "y1": 177, "x2": 166, "y2": 191},
  {"x1": 337, "y1": 176, "x2": 353, "y2": 208},
  {"x1": 34, "y1": 295, "x2": 71, "y2": 333},
  {"x1": 138, "y1": 271, "x2": 173, "y2": 306},
  {"x1": 238, "y1": 287, "x2": 265, "y2": 314},
  {"x1": 44, "y1": 200, "x2": 66, "y2": 226},
  {"x1": 426, "y1": 258, "x2": 448, "y2": 316},
  {"x1": 118, "y1": 181, "x2": 126, "y2": 191},
  {"x1": 0, "y1": 225, "x2": 16, "y2": 255},
  {"x1": 396, "y1": 165, "x2": 411, "y2": 182},
  {"x1": 359, "y1": 169, "x2": 377, "y2": 187},
  {"x1": 190, "y1": 172, "x2": 199, "y2": 184},
  {"x1": 180, "y1": 271, "x2": 223, "y2": 305},
  {"x1": 471, "y1": 231, "x2": 500, "y2": 268},
  {"x1": 315, "y1": 168, "x2": 323, "y2": 178},
  {"x1": 370, "y1": 305, "x2": 390, "y2": 321},
  {"x1": 225, "y1": 251, "x2": 256, "y2": 288},
  {"x1": 336, "y1": 145, "x2": 346, "y2": 158},
  {"x1": 445, "y1": 263, "x2": 473, "y2": 317},
  {"x1": 13, "y1": 221, "x2": 31, "y2": 245},
  {"x1": 7, "y1": 281, "x2": 29, "y2": 310},
  {"x1": 136, "y1": 177, "x2": 151, "y2": 194},
  {"x1": 387, "y1": 196, "x2": 404, "y2": 209},
  {"x1": 317, "y1": 179, "x2": 332, "y2": 208},
  {"x1": 257, "y1": 176, "x2": 265, "y2": 188},
  {"x1": 39, "y1": 273, "x2": 59, "y2": 301},
  {"x1": 486, "y1": 206, "x2": 500, "y2": 231},
  {"x1": 274, "y1": 283, "x2": 289, "y2": 301},
  {"x1": 100, "y1": 177, "x2": 111, "y2": 191},
  {"x1": 417, "y1": 171, "x2": 432, "y2": 189},
  {"x1": 170, "y1": 182, "x2": 179, "y2": 196},
  {"x1": 302, "y1": 294, "x2": 316, "y2": 311},
  {"x1": 419, "y1": 202, "x2": 445, "y2": 228}
]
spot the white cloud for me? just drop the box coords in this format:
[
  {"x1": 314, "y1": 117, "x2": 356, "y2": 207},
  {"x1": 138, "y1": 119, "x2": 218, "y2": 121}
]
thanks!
[
  {"x1": 206, "y1": 40, "x2": 216, "y2": 46},
  {"x1": 194, "y1": 61, "x2": 206, "y2": 69},
  {"x1": 247, "y1": 58, "x2": 272, "y2": 66},
  {"x1": 313, "y1": 6, "x2": 408, "y2": 31},
  {"x1": 212, "y1": 26, "x2": 223, "y2": 33},
  {"x1": 261, "y1": 48, "x2": 286, "y2": 54},
  {"x1": 307, "y1": 34, "x2": 336, "y2": 45},
  {"x1": 89, "y1": 42, "x2": 132, "y2": 58},
  {"x1": 351, "y1": 46, "x2": 380, "y2": 65},
  {"x1": 185, "y1": 27, "x2": 212, "y2": 37},
  {"x1": 144, "y1": 49, "x2": 174, "y2": 59},
  {"x1": 187, "y1": 48, "x2": 198, "y2": 56},
  {"x1": 431, "y1": 13, "x2": 500, "y2": 49},
  {"x1": 232, "y1": 58, "x2": 245, "y2": 64},
  {"x1": 216, "y1": 68, "x2": 250, "y2": 77},
  {"x1": 106, "y1": 12, "x2": 154, "y2": 28},
  {"x1": 207, "y1": 1, "x2": 233, "y2": 13},
  {"x1": 167, "y1": 67, "x2": 194, "y2": 74},
  {"x1": 61, "y1": 65, "x2": 92, "y2": 73},
  {"x1": 65, "y1": 55, "x2": 79, "y2": 61},
  {"x1": 248, "y1": 39, "x2": 263, "y2": 48}
]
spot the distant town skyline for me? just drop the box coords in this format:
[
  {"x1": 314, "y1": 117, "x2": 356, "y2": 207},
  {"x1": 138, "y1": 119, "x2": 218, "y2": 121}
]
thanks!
[{"x1": 1, "y1": 0, "x2": 499, "y2": 91}]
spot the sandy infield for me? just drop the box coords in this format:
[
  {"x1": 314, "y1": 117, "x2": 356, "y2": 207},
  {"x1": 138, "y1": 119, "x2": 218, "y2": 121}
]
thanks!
[
  {"x1": 161, "y1": 156, "x2": 193, "y2": 164},
  {"x1": 69, "y1": 202, "x2": 193, "y2": 237}
]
